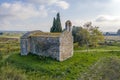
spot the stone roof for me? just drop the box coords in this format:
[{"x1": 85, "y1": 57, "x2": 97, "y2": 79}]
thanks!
[{"x1": 21, "y1": 30, "x2": 61, "y2": 39}]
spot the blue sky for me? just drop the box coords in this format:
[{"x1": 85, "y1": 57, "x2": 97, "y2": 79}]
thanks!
[{"x1": 0, "y1": 0, "x2": 120, "y2": 32}]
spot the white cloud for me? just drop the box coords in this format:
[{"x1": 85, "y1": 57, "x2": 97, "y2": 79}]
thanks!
[
  {"x1": 72, "y1": 19, "x2": 86, "y2": 26},
  {"x1": 111, "y1": 0, "x2": 120, "y2": 3},
  {"x1": 51, "y1": 10, "x2": 57, "y2": 13},
  {"x1": 0, "y1": 2, "x2": 48, "y2": 21},
  {"x1": 25, "y1": 0, "x2": 69, "y2": 9},
  {"x1": 1, "y1": 0, "x2": 70, "y2": 18},
  {"x1": 26, "y1": 0, "x2": 58, "y2": 4},
  {"x1": 93, "y1": 15, "x2": 120, "y2": 32},
  {"x1": 0, "y1": 0, "x2": 70, "y2": 31},
  {"x1": 38, "y1": 5, "x2": 48, "y2": 17},
  {"x1": 0, "y1": 2, "x2": 49, "y2": 31},
  {"x1": 55, "y1": 1, "x2": 69, "y2": 9},
  {"x1": 95, "y1": 15, "x2": 120, "y2": 22}
]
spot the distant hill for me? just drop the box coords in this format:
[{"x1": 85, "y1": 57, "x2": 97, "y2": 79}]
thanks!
[
  {"x1": 0, "y1": 31, "x2": 28, "y2": 38},
  {"x1": 0, "y1": 31, "x2": 28, "y2": 35},
  {"x1": 0, "y1": 31, "x2": 27, "y2": 34}
]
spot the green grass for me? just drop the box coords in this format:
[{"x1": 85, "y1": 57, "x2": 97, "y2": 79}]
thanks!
[
  {"x1": 74, "y1": 42, "x2": 120, "y2": 51},
  {"x1": 0, "y1": 34, "x2": 22, "y2": 39},
  {"x1": 89, "y1": 45, "x2": 120, "y2": 50},
  {"x1": 6, "y1": 51, "x2": 120, "y2": 80},
  {"x1": 75, "y1": 45, "x2": 120, "y2": 51},
  {"x1": 0, "y1": 37, "x2": 120, "y2": 80},
  {"x1": 0, "y1": 64, "x2": 27, "y2": 80},
  {"x1": 80, "y1": 56, "x2": 120, "y2": 80}
]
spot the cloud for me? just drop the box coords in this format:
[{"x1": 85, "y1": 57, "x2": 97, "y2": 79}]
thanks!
[
  {"x1": 0, "y1": 0, "x2": 70, "y2": 31},
  {"x1": 51, "y1": 10, "x2": 57, "y2": 13},
  {"x1": 55, "y1": 1, "x2": 69, "y2": 9},
  {"x1": 0, "y1": 2, "x2": 49, "y2": 31},
  {"x1": 24, "y1": 0, "x2": 69, "y2": 9},
  {"x1": 95, "y1": 15, "x2": 120, "y2": 22},
  {"x1": 0, "y1": 2, "x2": 48, "y2": 20},
  {"x1": 93, "y1": 14, "x2": 120, "y2": 32},
  {"x1": 26, "y1": 0, "x2": 59, "y2": 4},
  {"x1": 0, "y1": 0, "x2": 69, "y2": 22}
]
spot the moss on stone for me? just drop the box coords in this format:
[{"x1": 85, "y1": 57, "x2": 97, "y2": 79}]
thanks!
[{"x1": 30, "y1": 32, "x2": 61, "y2": 37}]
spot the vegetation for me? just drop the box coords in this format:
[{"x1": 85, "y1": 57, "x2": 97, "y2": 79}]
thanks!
[
  {"x1": 89, "y1": 27, "x2": 104, "y2": 47},
  {"x1": 0, "y1": 32, "x2": 3, "y2": 35},
  {"x1": 80, "y1": 57, "x2": 120, "y2": 80},
  {"x1": 50, "y1": 13, "x2": 62, "y2": 32},
  {"x1": 73, "y1": 27, "x2": 90, "y2": 46},
  {"x1": 74, "y1": 43, "x2": 120, "y2": 51},
  {"x1": 117, "y1": 29, "x2": 120, "y2": 35},
  {"x1": 72, "y1": 22, "x2": 104, "y2": 47},
  {"x1": 6, "y1": 51, "x2": 120, "y2": 80},
  {"x1": 72, "y1": 26, "x2": 82, "y2": 43},
  {"x1": 0, "y1": 32, "x2": 23, "y2": 38},
  {"x1": 0, "y1": 35, "x2": 120, "y2": 80},
  {"x1": 0, "y1": 65, "x2": 27, "y2": 80}
]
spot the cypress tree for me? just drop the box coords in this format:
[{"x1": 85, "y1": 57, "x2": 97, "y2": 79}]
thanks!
[
  {"x1": 50, "y1": 17, "x2": 56, "y2": 32},
  {"x1": 56, "y1": 13, "x2": 62, "y2": 32},
  {"x1": 50, "y1": 13, "x2": 62, "y2": 32}
]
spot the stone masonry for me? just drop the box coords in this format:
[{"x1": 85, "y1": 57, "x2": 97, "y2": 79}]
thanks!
[{"x1": 20, "y1": 20, "x2": 73, "y2": 61}]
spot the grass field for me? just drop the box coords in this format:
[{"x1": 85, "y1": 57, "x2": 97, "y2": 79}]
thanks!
[
  {"x1": 7, "y1": 51, "x2": 120, "y2": 80},
  {"x1": 74, "y1": 42, "x2": 120, "y2": 51},
  {"x1": 0, "y1": 36, "x2": 120, "y2": 80}
]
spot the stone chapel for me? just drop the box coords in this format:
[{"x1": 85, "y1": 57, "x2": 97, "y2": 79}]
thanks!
[{"x1": 20, "y1": 20, "x2": 73, "y2": 61}]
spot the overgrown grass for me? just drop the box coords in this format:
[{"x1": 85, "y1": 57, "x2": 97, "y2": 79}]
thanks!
[
  {"x1": 0, "y1": 34, "x2": 22, "y2": 38},
  {"x1": 74, "y1": 45, "x2": 120, "y2": 51},
  {"x1": 79, "y1": 56, "x2": 120, "y2": 80},
  {"x1": 89, "y1": 45, "x2": 120, "y2": 51},
  {"x1": 0, "y1": 64, "x2": 27, "y2": 80},
  {"x1": 0, "y1": 37, "x2": 120, "y2": 80},
  {"x1": 6, "y1": 51, "x2": 120, "y2": 80}
]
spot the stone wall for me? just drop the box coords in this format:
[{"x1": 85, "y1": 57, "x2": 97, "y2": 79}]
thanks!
[
  {"x1": 30, "y1": 36, "x2": 60, "y2": 60},
  {"x1": 20, "y1": 31, "x2": 73, "y2": 61},
  {"x1": 20, "y1": 20, "x2": 74, "y2": 61},
  {"x1": 59, "y1": 31, "x2": 73, "y2": 61},
  {"x1": 20, "y1": 38, "x2": 30, "y2": 55}
]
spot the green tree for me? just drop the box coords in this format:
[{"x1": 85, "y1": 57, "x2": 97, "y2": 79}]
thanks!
[
  {"x1": 89, "y1": 27, "x2": 104, "y2": 47},
  {"x1": 117, "y1": 29, "x2": 120, "y2": 35},
  {"x1": 50, "y1": 17, "x2": 56, "y2": 32},
  {"x1": 76, "y1": 28, "x2": 90, "y2": 46},
  {"x1": 72, "y1": 25, "x2": 104, "y2": 47},
  {"x1": 72, "y1": 26, "x2": 83, "y2": 43},
  {"x1": 56, "y1": 13, "x2": 62, "y2": 32},
  {"x1": 50, "y1": 13, "x2": 62, "y2": 32}
]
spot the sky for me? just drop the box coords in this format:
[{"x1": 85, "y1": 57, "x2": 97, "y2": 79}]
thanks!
[{"x1": 0, "y1": 0, "x2": 120, "y2": 32}]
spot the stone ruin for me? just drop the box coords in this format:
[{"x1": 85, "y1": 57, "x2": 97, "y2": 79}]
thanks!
[{"x1": 20, "y1": 20, "x2": 73, "y2": 61}]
